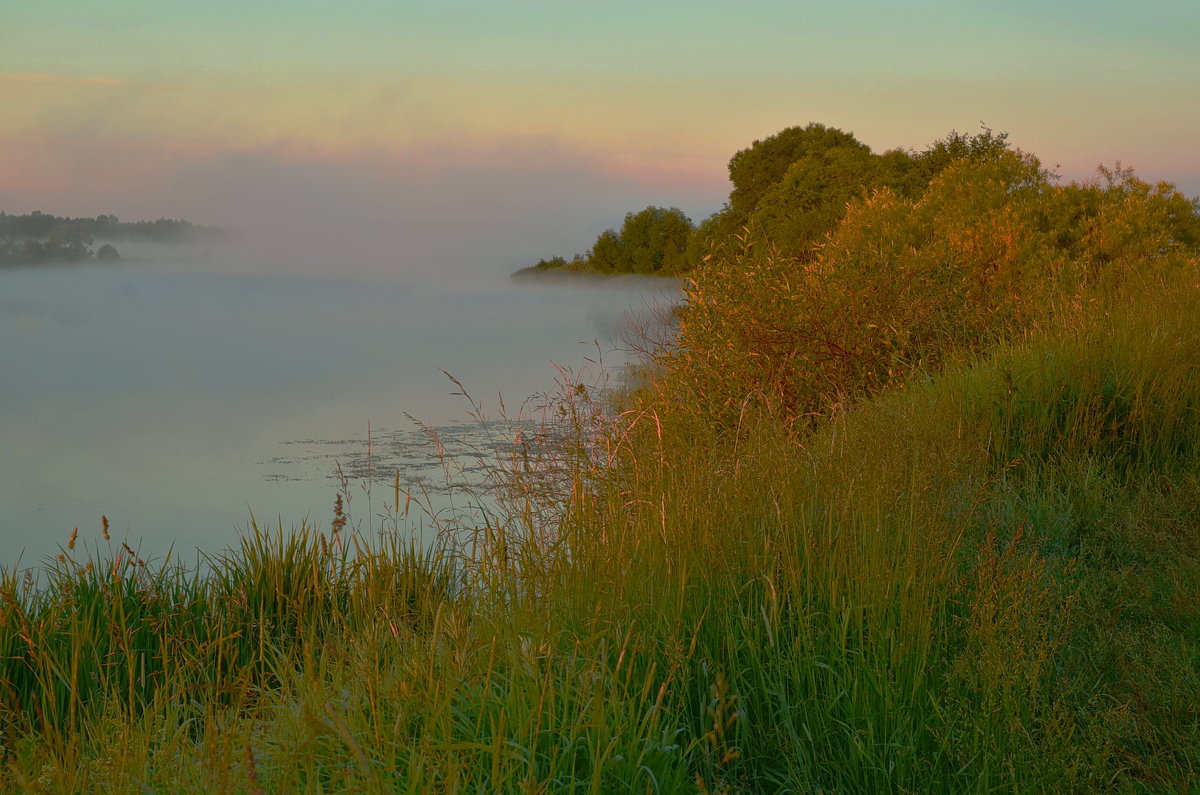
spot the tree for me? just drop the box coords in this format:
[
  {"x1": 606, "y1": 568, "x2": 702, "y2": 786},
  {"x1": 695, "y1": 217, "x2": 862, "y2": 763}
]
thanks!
[
  {"x1": 21, "y1": 240, "x2": 46, "y2": 261},
  {"x1": 749, "y1": 143, "x2": 884, "y2": 255},
  {"x1": 683, "y1": 207, "x2": 741, "y2": 270},
  {"x1": 914, "y1": 125, "x2": 1011, "y2": 184},
  {"x1": 727, "y1": 123, "x2": 870, "y2": 217},
  {"x1": 619, "y1": 206, "x2": 693, "y2": 274},
  {"x1": 46, "y1": 224, "x2": 93, "y2": 261},
  {"x1": 513, "y1": 123, "x2": 1022, "y2": 279},
  {"x1": 586, "y1": 229, "x2": 623, "y2": 273}
]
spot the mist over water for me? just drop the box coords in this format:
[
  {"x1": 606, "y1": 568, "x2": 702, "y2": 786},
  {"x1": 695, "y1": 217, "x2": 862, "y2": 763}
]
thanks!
[
  {"x1": 0, "y1": 141, "x2": 721, "y2": 569},
  {"x1": 4, "y1": 141, "x2": 727, "y2": 284},
  {"x1": 0, "y1": 253, "x2": 680, "y2": 569}
]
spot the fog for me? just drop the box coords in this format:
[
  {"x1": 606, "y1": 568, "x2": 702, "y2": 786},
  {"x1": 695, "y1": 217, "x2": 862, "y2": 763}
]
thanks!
[
  {"x1": 5, "y1": 138, "x2": 728, "y2": 286},
  {"x1": 0, "y1": 140, "x2": 706, "y2": 566}
]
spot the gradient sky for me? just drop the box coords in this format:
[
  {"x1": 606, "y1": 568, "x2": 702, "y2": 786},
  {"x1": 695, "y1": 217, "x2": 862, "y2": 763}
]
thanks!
[{"x1": 2, "y1": 0, "x2": 1197, "y2": 277}]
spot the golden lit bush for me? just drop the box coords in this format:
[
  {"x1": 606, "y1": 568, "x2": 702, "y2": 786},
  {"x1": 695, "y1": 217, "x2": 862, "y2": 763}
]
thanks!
[{"x1": 665, "y1": 151, "x2": 1199, "y2": 431}]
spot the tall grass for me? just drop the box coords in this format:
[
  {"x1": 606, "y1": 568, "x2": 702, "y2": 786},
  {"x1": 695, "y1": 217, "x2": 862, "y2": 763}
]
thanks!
[{"x1": 2, "y1": 159, "x2": 1198, "y2": 791}]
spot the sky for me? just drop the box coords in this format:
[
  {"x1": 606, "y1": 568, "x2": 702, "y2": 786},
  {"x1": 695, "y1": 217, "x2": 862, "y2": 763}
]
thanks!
[{"x1": 2, "y1": 0, "x2": 1197, "y2": 280}]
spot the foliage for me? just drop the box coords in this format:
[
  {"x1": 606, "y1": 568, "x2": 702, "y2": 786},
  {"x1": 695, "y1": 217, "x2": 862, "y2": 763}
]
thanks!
[
  {"x1": 727, "y1": 122, "x2": 871, "y2": 217},
  {"x1": 511, "y1": 253, "x2": 588, "y2": 279},
  {"x1": 667, "y1": 150, "x2": 1200, "y2": 430},
  {"x1": 589, "y1": 227, "x2": 626, "y2": 273},
  {"x1": 0, "y1": 210, "x2": 220, "y2": 266},
  {"x1": 695, "y1": 124, "x2": 1018, "y2": 264},
  {"x1": 521, "y1": 123, "x2": 1025, "y2": 277},
  {"x1": 681, "y1": 123, "x2": 889, "y2": 268},
  {"x1": 746, "y1": 141, "x2": 883, "y2": 256},
  {"x1": 0, "y1": 210, "x2": 217, "y2": 244},
  {"x1": 519, "y1": 206, "x2": 694, "y2": 277},
  {"x1": 0, "y1": 224, "x2": 104, "y2": 265},
  {"x1": 614, "y1": 206, "x2": 693, "y2": 274},
  {"x1": 915, "y1": 124, "x2": 1012, "y2": 178}
]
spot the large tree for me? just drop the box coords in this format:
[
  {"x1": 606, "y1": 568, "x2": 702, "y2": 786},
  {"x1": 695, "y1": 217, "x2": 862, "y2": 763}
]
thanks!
[
  {"x1": 684, "y1": 123, "x2": 877, "y2": 266},
  {"x1": 749, "y1": 143, "x2": 884, "y2": 254},
  {"x1": 690, "y1": 124, "x2": 1015, "y2": 264},
  {"x1": 618, "y1": 206, "x2": 693, "y2": 274},
  {"x1": 589, "y1": 229, "x2": 625, "y2": 273},
  {"x1": 727, "y1": 123, "x2": 870, "y2": 217}
]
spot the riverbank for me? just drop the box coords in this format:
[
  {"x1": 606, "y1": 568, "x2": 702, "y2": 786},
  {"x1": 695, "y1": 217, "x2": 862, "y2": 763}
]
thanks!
[
  {"x1": 3, "y1": 144, "x2": 1198, "y2": 790},
  {"x1": 4, "y1": 266, "x2": 1197, "y2": 790}
]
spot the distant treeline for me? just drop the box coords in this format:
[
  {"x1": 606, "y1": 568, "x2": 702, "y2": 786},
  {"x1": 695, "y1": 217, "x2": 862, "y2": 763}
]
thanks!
[
  {"x1": 515, "y1": 124, "x2": 1034, "y2": 278},
  {"x1": 0, "y1": 210, "x2": 219, "y2": 266},
  {"x1": 0, "y1": 211, "x2": 218, "y2": 244}
]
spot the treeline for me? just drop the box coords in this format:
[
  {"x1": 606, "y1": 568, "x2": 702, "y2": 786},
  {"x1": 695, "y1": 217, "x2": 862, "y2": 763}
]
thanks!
[
  {"x1": 0, "y1": 227, "x2": 122, "y2": 266},
  {"x1": 516, "y1": 123, "x2": 1028, "y2": 277},
  {"x1": 516, "y1": 205, "x2": 694, "y2": 277},
  {"x1": 0, "y1": 211, "x2": 219, "y2": 266},
  {"x1": 0, "y1": 211, "x2": 218, "y2": 244}
]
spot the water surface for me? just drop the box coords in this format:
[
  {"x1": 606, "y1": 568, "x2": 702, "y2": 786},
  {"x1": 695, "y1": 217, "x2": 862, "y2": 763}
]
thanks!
[{"x1": 0, "y1": 261, "x2": 677, "y2": 569}]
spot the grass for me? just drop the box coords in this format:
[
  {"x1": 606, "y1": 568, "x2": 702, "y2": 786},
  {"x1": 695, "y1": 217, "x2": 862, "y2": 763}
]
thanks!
[{"x1": 2, "y1": 157, "x2": 1199, "y2": 791}]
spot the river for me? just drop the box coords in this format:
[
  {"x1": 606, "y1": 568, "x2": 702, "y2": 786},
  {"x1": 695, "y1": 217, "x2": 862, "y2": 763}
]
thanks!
[{"x1": 0, "y1": 259, "x2": 678, "y2": 569}]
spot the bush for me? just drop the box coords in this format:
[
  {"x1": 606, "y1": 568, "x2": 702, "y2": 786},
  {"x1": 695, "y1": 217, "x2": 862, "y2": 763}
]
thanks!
[{"x1": 664, "y1": 152, "x2": 1199, "y2": 431}]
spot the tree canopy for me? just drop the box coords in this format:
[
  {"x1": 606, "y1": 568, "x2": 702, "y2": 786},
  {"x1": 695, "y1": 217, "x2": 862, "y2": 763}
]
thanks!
[
  {"x1": 0, "y1": 211, "x2": 216, "y2": 266},
  {"x1": 518, "y1": 122, "x2": 1035, "y2": 278},
  {"x1": 0, "y1": 210, "x2": 217, "y2": 244},
  {"x1": 515, "y1": 206, "x2": 694, "y2": 278},
  {"x1": 727, "y1": 123, "x2": 871, "y2": 217}
]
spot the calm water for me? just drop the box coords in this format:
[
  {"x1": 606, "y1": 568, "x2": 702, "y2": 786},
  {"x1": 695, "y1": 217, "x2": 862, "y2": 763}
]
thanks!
[{"x1": 0, "y1": 260, "x2": 678, "y2": 569}]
